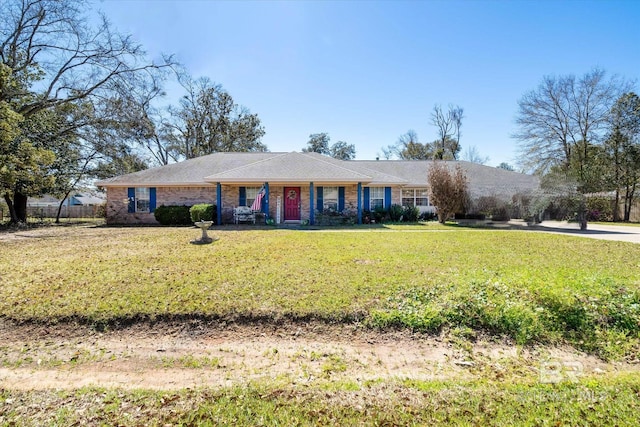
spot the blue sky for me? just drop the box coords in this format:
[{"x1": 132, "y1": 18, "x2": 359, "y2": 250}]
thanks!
[{"x1": 96, "y1": 0, "x2": 640, "y2": 166}]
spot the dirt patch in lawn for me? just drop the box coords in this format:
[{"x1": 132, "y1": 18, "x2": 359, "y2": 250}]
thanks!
[{"x1": 1, "y1": 319, "x2": 635, "y2": 391}]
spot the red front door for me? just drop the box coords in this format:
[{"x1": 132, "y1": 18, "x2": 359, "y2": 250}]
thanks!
[{"x1": 284, "y1": 187, "x2": 301, "y2": 221}]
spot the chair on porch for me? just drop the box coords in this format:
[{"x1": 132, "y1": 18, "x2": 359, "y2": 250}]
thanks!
[{"x1": 233, "y1": 206, "x2": 256, "y2": 224}]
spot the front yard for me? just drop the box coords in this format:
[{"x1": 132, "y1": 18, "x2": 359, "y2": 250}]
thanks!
[{"x1": 1, "y1": 223, "x2": 639, "y2": 425}]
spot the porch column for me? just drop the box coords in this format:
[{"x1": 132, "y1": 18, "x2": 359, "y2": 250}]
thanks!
[
  {"x1": 357, "y1": 182, "x2": 362, "y2": 224},
  {"x1": 264, "y1": 182, "x2": 270, "y2": 219},
  {"x1": 216, "y1": 182, "x2": 222, "y2": 225},
  {"x1": 309, "y1": 182, "x2": 315, "y2": 225}
]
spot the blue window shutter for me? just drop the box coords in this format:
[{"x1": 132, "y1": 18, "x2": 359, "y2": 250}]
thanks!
[
  {"x1": 338, "y1": 187, "x2": 345, "y2": 211},
  {"x1": 262, "y1": 183, "x2": 269, "y2": 214},
  {"x1": 149, "y1": 187, "x2": 156, "y2": 213},
  {"x1": 316, "y1": 187, "x2": 323, "y2": 212},
  {"x1": 239, "y1": 187, "x2": 246, "y2": 206},
  {"x1": 363, "y1": 187, "x2": 370, "y2": 210},
  {"x1": 127, "y1": 188, "x2": 135, "y2": 213},
  {"x1": 384, "y1": 187, "x2": 392, "y2": 208}
]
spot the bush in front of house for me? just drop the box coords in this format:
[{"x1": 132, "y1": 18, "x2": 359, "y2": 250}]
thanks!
[
  {"x1": 402, "y1": 206, "x2": 420, "y2": 222},
  {"x1": 419, "y1": 211, "x2": 438, "y2": 222},
  {"x1": 190, "y1": 204, "x2": 216, "y2": 223},
  {"x1": 586, "y1": 196, "x2": 614, "y2": 221},
  {"x1": 373, "y1": 206, "x2": 388, "y2": 223},
  {"x1": 154, "y1": 205, "x2": 192, "y2": 225},
  {"x1": 315, "y1": 208, "x2": 357, "y2": 226},
  {"x1": 388, "y1": 204, "x2": 404, "y2": 222}
]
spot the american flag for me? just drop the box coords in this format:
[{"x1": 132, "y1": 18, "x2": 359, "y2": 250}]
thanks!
[{"x1": 250, "y1": 187, "x2": 265, "y2": 211}]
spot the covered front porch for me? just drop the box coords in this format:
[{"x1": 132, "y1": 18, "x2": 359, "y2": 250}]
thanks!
[
  {"x1": 214, "y1": 182, "x2": 365, "y2": 226},
  {"x1": 202, "y1": 151, "x2": 410, "y2": 226},
  {"x1": 202, "y1": 152, "x2": 377, "y2": 226}
]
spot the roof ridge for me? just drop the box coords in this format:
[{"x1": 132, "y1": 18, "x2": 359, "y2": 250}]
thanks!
[
  {"x1": 199, "y1": 151, "x2": 286, "y2": 177},
  {"x1": 343, "y1": 162, "x2": 409, "y2": 183},
  {"x1": 298, "y1": 152, "x2": 372, "y2": 179}
]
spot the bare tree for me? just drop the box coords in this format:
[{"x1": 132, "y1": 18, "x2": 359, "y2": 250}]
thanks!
[
  {"x1": 514, "y1": 68, "x2": 629, "y2": 178},
  {"x1": 109, "y1": 71, "x2": 177, "y2": 166},
  {"x1": 427, "y1": 162, "x2": 469, "y2": 223},
  {"x1": 431, "y1": 104, "x2": 464, "y2": 160},
  {"x1": 461, "y1": 145, "x2": 489, "y2": 165}
]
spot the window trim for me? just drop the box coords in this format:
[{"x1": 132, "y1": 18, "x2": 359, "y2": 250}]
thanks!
[
  {"x1": 401, "y1": 188, "x2": 430, "y2": 208},
  {"x1": 244, "y1": 186, "x2": 262, "y2": 207},
  {"x1": 322, "y1": 186, "x2": 339, "y2": 211},
  {"x1": 135, "y1": 187, "x2": 150, "y2": 213},
  {"x1": 369, "y1": 187, "x2": 384, "y2": 209},
  {"x1": 128, "y1": 187, "x2": 156, "y2": 214}
]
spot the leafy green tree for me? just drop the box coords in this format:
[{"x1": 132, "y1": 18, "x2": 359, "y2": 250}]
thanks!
[
  {"x1": 165, "y1": 75, "x2": 266, "y2": 160},
  {"x1": 497, "y1": 162, "x2": 515, "y2": 171},
  {"x1": 330, "y1": 140, "x2": 356, "y2": 160},
  {"x1": 401, "y1": 141, "x2": 432, "y2": 160},
  {"x1": 397, "y1": 130, "x2": 430, "y2": 160},
  {"x1": 0, "y1": 0, "x2": 173, "y2": 223},
  {"x1": 384, "y1": 130, "x2": 436, "y2": 160},
  {"x1": 303, "y1": 133, "x2": 356, "y2": 160},
  {"x1": 604, "y1": 92, "x2": 640, "y2": 221},
  {"x1": 303, "y1": 133, "x2": 331, "y2": 155},
  {"x1": 0, "y1": 64, "x2": 55, "y2": 222}
]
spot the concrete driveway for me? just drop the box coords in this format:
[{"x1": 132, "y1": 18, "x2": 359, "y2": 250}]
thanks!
[{"x1": 534, "y1": 221, "x2": 640, "y2": 244}]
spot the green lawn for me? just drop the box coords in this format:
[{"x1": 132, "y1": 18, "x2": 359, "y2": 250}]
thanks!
[
  {"x1": 1, "y1": 224, "x2": 639, "y2": 360},
  {"x1": 1, "y1": 224, "x2": 640, "y2": 425},
  {"x1": 2, "y1": 375, "x2": 640, "y2": 426}
]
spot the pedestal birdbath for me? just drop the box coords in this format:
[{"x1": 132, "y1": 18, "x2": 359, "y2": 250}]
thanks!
[{"x1": 191, "y1": 220, "x2": 216, "y2": 244}]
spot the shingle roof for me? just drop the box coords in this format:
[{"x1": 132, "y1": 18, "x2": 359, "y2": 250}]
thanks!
[
  {"x1": 304, "y1": 153, "x2": 407, "y2": 185},
  {"x1": 356, "y1": 160, "x2": 540, "y2": 199},
  {"x1": 96, "y1": 151, "x2": 539, "y2": 199},
  {"x1": 95, "y1": 152, "x2": 279, "y2": 186},
  {"x1": 204, "y1": 152, "x2": 374, "y2": 184}
]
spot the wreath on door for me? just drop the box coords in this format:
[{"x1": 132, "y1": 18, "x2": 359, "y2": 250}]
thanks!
[{"x1": 287, "y1": 189, "x2": 297, "y2": 200}]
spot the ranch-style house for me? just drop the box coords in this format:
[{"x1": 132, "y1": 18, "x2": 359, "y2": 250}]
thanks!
[{"x1": 96, "y1": 151, "x2": 539, "y2": 225}]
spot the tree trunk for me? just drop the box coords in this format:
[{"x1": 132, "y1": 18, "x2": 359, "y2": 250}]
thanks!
[
  {"x1": 55, "y1": 190, "x2": 72, "y2": 224},
  {"x1": 624, "y1": 185, "x2": 635, "y2": 222},
  {"x1": 3, "y1": 193, "x2": 18, "y2": 223},
  {"x1": 613, "y1": 189, "x2": 621, "y2": 222},
  {"x1": 13, "y1": 192, "x2": 28, "y2": 223}
]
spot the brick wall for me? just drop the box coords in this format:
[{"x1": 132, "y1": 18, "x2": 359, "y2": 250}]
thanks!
[
  {"x1": 105, "y1": 186, "x2": 216, "y2": 225},
  {"x1": 105, "y1": 183, "x2": 395, "y2": 225}
]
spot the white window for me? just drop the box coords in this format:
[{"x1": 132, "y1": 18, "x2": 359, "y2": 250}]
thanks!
[
  {"x1": 135, "y1": 187, "x2": 150, "y2": 213},
  {"x1": 402, "y1": 188, "x2": 430, "y2": 207},
  {"x1": 323, "y1": 186, "x2": 338, "y2": 211},
  {"x1": 370, "y1": 187, "x2": 384, "y2": 209},
  {"x1": 245, "y1": 186, "x2": 262, "y2": 206}
]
